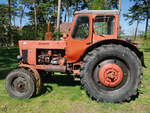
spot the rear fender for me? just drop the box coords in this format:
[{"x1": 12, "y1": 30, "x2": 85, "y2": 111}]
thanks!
[{"x1": 80, "y1": 39, "x2": 145, "y2": 67}]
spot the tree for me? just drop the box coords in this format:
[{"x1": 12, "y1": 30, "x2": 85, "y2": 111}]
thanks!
[
  {"x1": 26, "y1": 0, "x2": 53, "y2": 25},
  {"x1": 85, "y1": 0, "x2": 108, "y2": 10},
  {"x1": 7, "y1": 0, "x2": 20, "y2": 26},
  {"x1": 0, "y1": 4, "x2": 8, "y2": 46},
  {"x1": 108, "y1": 0, "x2": 119, "y2": 9},
  {"x1": 62, "y1": 0, "x2": 71, "y2": 22},
  {"x1": 11, "y1": 0, "x2": 18, "y2": 26},
  {"x1": 128, "y1": 0, "x2": 150, "y2": 39},
  {"x1": 33, "y1": 1, "x2": 37, "y2": 28},
  {"x1": 124, "y1": 4, "x2": 144, "y2": 40},
  {"x1": 8, "y1": 0, "x2": 11, "y2": 25},
  {"x1": 0, "y1": 4, "x2": 8, "y2": 24},
  {"x1": 57, "y1": 0, "x2": 61, "y2": 31},
  {"x1": 61, "y1": 0, "x2": 87, "y2": 23},
  {"x1": 84, "y1": 0, "x2": 119, "y2": 10},
  {"x1": 18, "y1": 0, "x2": 30, "y2": 27}
]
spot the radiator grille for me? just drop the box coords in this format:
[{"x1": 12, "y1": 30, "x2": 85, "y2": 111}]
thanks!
[{"x1": 22, "y1": 50, "x2": 28, "y2": 63}]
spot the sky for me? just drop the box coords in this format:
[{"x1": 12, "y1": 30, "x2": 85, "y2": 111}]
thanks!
[{"x1": 0, "y1": 0, "x2": 147, "y2": 35}]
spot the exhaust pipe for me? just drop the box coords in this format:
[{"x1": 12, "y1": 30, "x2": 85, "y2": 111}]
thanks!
[{"x1": 45, "y1": 65, "x2": 67, "y2": 72}]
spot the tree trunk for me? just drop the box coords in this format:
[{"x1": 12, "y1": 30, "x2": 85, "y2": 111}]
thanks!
[
  {"x1": 33, "y1": 2, "x2": 37, "y2": 28},
  {"x1": 64, "y1": 8, "x2": 67, "y2": 22},
  {"x1": 144, "y1": 11, "x2": 149, "y2": 40},
  {"x1": 118, "y1": 0, "x2": 122, "y2": 22},
  {"x1": 8, "y1": 0, "x2": 14, "y2": 46},
  {"x1": 134, "y1": 18, "x2": 139, "y2": 40},
  {"x1": 68, "y1": 10, "x2": 70, "y2": 23},
  {"x1": 20, "y1": 5, "x2": 26, "y2": 27},
  {"x1": 66, "y1": 8, "x2": 69, "y2": 23},
  {"x1": 10, "y1": 38, "x2": 14, "y2": 46},
  {"x1": 13, "y1": 16, "x2": 15, "y2": 26},
  {"x1": 57, "y1": 0, "x2": 61, "y2": 31},
  {"x1": 53, "y1": 3, "x2": 56, "y2": 16},
  {"x1": 8, "y1": 0, "x2": 11, "y2": 25},
  {"x1": 33, "y1": 1, "x2": 37, "y2": 39}
]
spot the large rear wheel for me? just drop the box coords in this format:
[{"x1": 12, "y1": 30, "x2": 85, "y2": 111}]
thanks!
[{"x1": 80, "y1": 44, "x2": 143, "y2": 103}]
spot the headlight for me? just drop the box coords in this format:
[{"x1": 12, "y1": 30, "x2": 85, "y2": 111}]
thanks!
[{"x1": 17, "y1": 55, "x2": 22, "y2": 60}]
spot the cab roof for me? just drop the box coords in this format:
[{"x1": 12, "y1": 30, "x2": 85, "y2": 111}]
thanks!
[{"x1": 74, "y1": 10, "x2": 119, "y2": 15}]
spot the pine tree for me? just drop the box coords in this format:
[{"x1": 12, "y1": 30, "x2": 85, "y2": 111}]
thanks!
[
  {"x1": 124, "y1": 4, "x2": 144, "y2": 40},
  {"x1": 126, "y1": 0, "x2": 150, "y2": 39}
]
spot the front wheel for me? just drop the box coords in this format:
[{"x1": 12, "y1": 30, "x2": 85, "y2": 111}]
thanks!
[
  {"x1": 5, "y1": 69, "x2": 36, "y2": 99},
  {"x1": 80, "y1": 44, "x2": 143, "y2": 103}
]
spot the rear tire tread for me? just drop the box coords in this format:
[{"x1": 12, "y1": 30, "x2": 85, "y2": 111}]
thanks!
[{"x1": 80, "y1": 44, "x2": 143, "y2": 103}]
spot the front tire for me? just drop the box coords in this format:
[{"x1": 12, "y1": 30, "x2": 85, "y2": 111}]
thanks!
[
  {"x1": 80, "y1": 44, "x2": 142, "y2": 103},
  {"x1": 5, "y1": 69, "x2": 36, "y2": 99}
]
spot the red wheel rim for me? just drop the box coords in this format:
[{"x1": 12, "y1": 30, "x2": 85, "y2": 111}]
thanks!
[{"x1": 99, "y1": 63, "x2": 123, "y2": 87}]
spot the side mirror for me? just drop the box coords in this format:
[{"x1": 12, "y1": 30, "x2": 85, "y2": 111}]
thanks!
[{"x1": 63, "y1": 33, "x2": 68, "y2": 40}]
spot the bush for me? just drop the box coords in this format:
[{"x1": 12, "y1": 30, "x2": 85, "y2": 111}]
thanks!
[{"x1": 0, "y1": 23, "x2": 60, "y2": 47}]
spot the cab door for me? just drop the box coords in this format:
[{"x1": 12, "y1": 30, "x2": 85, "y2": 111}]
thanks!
[{"x1": 66, "y1": 15, "x2": 93, "y2": 63}]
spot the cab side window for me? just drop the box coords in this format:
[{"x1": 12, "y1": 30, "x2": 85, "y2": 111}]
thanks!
[
  {"x1": 94, "y1": 16, "x2": 114, "y2": 35},
  {"x1": 71, "y1": 16, "x2": 89, "y2": 40}
]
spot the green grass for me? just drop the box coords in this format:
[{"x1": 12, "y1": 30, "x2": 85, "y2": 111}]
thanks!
[{"x1": 1, "y1": 41, "x2": 150, "y2": 113}]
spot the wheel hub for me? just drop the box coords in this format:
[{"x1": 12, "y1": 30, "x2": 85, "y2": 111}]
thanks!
[
  {"x1": 17, "y1": 82, "x2": 25, "y2": 88},
  {"x1": 99, "y1": 63, "x2": 123, "y2": 87},
  {"x1": 13, "y1": 77, "x2": 27, "y2": 93}
]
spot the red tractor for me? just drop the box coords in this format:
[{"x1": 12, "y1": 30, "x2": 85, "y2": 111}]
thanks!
[{"x1": 6, "y1": 10, "x2": 145, "y2": 103}]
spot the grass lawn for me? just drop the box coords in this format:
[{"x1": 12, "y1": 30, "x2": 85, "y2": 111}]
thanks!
[{"x1": 0, "y1": 41, "x2": 150, "y2": 113}]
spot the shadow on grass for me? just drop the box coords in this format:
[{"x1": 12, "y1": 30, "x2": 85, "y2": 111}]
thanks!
[
  {"x1": 45, "y1": 74, "x2": 81, "y2": 86},
  {"x1": 0, "y1": 47, "x2": 18, "y2": 80},
  {"x1": 39, "y1": 74, "x2": 141, "y2": 103},
  {"x1": 38, "y1": 74, "x2": 81, "y2": 96},
  {"x1": 0, "y1": 69, "x2": 12, "y2": 80},
  {"x1": 42, "y1": 74, "x2": 80, "y2": 86},
  {"x1": 125, "y1": 92, "x2": 140, "y2": 103},
  {"x1": 143, "y1": 48, "x2": 150, "y2": 52}
]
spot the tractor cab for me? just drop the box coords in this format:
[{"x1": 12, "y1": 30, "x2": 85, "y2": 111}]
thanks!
[
  {"x1": 73, "y1": 10, "x2": 119, "y2": 40},
  {"x1": 66, "y1": 10, "x2": 120, "y2": 62},
  {"x1": 66, "y1": 10, "x2": 119, "y2": 40}
]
